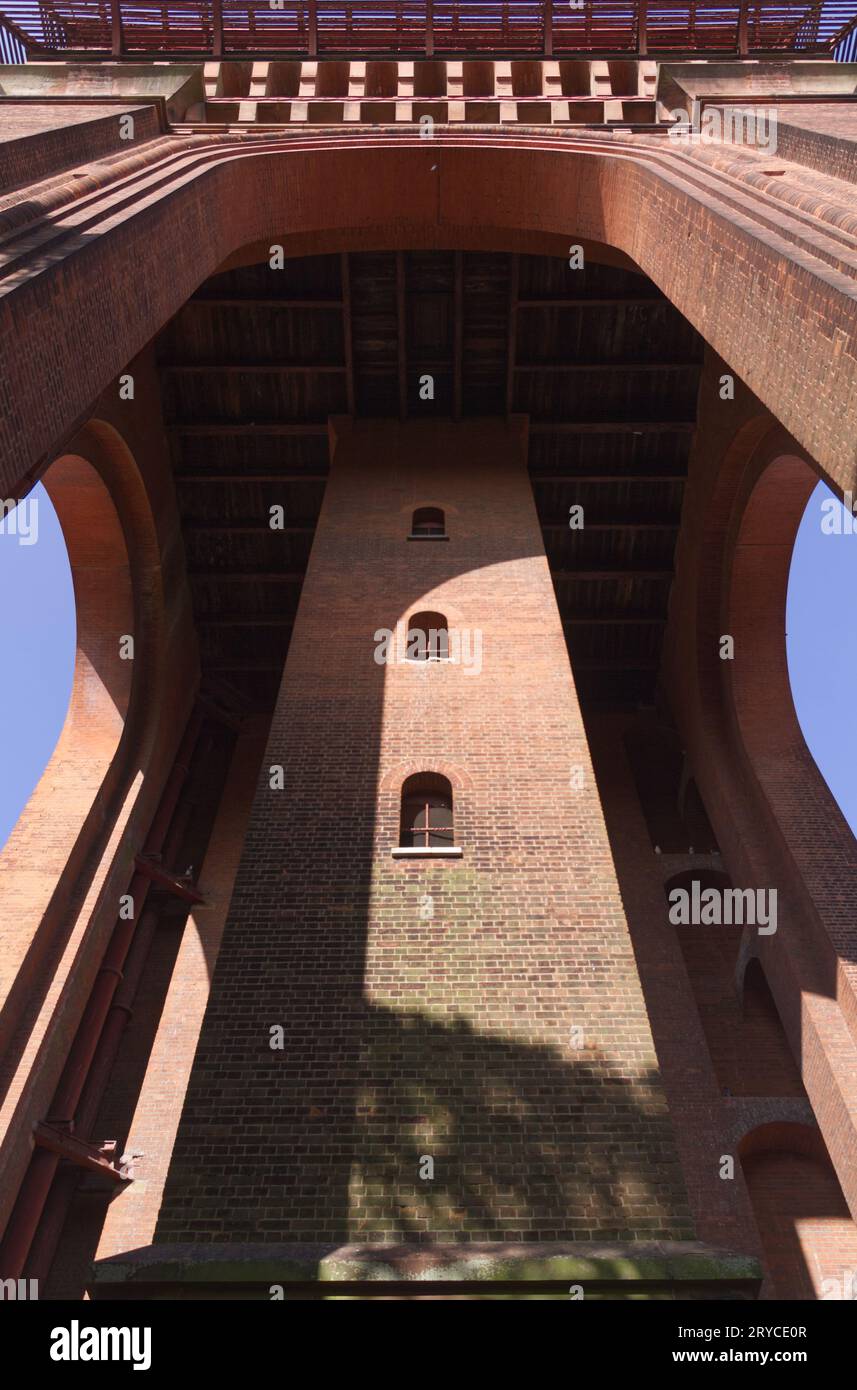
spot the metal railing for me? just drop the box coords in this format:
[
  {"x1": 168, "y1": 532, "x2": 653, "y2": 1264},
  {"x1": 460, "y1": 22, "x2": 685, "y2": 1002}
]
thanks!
[
  {"x1": 833, "y1": 5, "x2": 857, "y2": 53},
  {"x1": 0, "y1": 0, "x2": 852, "y2": 58}
]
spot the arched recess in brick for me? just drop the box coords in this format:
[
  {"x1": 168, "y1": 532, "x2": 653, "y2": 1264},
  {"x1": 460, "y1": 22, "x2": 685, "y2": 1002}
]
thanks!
[
  {"x1": 662, "y1": 870, "x2": 801, "y2": 1099},
  {"x1": 739, "y1": 1123, "x2": 857, "y2": 1300},
  {"x1": 622, "y1": 717, "x2": 719, "y2": 853},
  {"x1": 0, "y1": 418, "x2": 168, "y2": 1113},
  {"x1": 739, "y1": 960, "x2": 804, "y2": 1096}
]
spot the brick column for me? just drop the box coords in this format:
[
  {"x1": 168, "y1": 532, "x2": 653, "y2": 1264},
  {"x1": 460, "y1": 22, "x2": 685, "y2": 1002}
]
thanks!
[{"x1": 155, "y1": 418, "x2": 692, "y2": 1247}]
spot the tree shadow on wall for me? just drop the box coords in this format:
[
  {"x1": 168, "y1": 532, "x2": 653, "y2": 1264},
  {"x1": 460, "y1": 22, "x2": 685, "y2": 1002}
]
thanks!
[
  {"x1": 345, "y1": 1004, "x2": 693, "y2": 1244},
  {"x1": 152, "y1": 1000, "x2": 694, "y2": 1247}
]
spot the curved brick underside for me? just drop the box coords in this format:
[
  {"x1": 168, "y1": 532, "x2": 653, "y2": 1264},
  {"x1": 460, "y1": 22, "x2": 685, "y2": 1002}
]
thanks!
[{"x1": 1, "y1": 114, "x2": 857, "y2": 499}]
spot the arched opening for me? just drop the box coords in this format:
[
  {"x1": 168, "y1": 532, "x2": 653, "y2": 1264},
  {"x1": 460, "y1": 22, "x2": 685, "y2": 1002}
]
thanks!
[
  {"x1": 786, "y1": 480, "x2": 857, "y2": 836},
  {"x1": 740, "y1": 1124, "x2": 857, "y2": 1300},
  {"x1": 399, "y1": 772, "x2": 454, "y2": 848},
  {"x1": 663, "y1": 872, "x2": 803, "y2": 1098},
  {"x1": 0, "y1": 482, "x2": 75, "y2": 850},
  {"x1": 0, "y1": 454, "x2": 135, "y2": 876},
  {"x1": 679, "y1": 778, "x2": 719, "y2": 855},
  {"x1": 406, "y1": 610, "x2": 449, "y2": 662},
  {"x1": 410, "y1": 507, "x2": 446, "y2": 539},
  {"x1": 727, "y1": 452, "x2": 829, "y2": 791},
  {"x1": 0, "y1": 423, "x2": 167, "y2": 1071},
  {"x1": 692, "y1": 439, "x2": 857, "y2": 1247},
  {"x1": 739, "y1": 959, "x2": 804, "y2": 1096},
  {"x1": 623, "y1": 715, "x2": 719, "y2": 853},
  {"x1": 724, "y1": 447, "x2": 857, "y2": 1011}
]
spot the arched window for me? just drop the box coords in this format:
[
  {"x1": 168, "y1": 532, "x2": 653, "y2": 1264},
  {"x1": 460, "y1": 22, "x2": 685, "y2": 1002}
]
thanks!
[
  {"x1": 399, "y1": 773, "x2": 454, "y2": 848},
  {"x1": 410, "y1": 507, "x2": 447, "y2": 540},
  {"x1": 406, "y1": 610, "x2": 449, "y2": 661}
]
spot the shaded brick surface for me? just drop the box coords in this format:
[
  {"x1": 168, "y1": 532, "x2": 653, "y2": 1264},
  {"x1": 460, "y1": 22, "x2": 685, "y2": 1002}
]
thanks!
[
  {"x1": 744, "y1": 1149, "x2": 857, "y2": 1301},
  {"x1": 155, "y1": 418, "x2": 693, "y2": 1244}
]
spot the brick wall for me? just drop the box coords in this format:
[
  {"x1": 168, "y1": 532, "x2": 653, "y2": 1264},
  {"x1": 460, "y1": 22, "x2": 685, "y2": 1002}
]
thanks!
[
  {"x1": 154, "y1": 417, "x2": 692, "y2": 1245},
  {"x1": 743, "y1": 1147, "x2": 857, "y2": 1300}
]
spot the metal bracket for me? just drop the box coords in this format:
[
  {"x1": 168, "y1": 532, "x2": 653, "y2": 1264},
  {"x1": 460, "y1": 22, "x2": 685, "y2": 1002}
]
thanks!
[
  {"x1": 34, "y1": 1124, "x2": 131, "y2": 1185},
  {"x1": 134, "y1": 855, "x2": 206, "y2": 905}
]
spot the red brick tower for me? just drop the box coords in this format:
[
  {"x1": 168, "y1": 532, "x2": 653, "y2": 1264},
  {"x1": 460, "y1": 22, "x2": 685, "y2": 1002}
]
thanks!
[{"x1": 0, "y1": 2, "x2": 856, "y2": 1302}]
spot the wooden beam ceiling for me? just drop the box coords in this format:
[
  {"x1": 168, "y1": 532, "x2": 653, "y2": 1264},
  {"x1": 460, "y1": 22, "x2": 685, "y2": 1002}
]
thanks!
[{"x1": 158, "y1": 248, "x2": 703, "y2": 712}]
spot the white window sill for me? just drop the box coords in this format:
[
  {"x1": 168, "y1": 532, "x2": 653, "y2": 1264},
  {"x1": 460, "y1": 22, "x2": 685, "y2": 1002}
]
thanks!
[{"x1": 392, "y1": 846, "x2": 463, "y2": 859}]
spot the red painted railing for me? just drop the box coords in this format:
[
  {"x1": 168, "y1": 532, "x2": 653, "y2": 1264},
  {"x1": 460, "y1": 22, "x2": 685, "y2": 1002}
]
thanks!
[{"x1": 0, "y1": 0, "x2": 851, "y2": 57}]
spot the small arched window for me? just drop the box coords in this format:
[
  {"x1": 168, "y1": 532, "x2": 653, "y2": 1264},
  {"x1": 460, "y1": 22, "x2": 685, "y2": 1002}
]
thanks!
[
  {"x1": 410, "y1": 507, "x2": 447, "y2": 540},
  {"x1": 407, "y1": 610, "x2": 449, "y2": 661},
  {"x1": 400, "y1": 773, "x2": 454, "y2": 848}
]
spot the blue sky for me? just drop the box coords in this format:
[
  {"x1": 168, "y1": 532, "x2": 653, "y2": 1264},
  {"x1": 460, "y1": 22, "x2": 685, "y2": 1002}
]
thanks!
[
  {"x1": 0, "y1": 484, "x2": 75, "y2": 847},
  {"x1": 785, "y1": 480, "x2": 857, "y2": 833},
  {"x1": 0, "y1": 477, "x2": 854, "y2": 849}
]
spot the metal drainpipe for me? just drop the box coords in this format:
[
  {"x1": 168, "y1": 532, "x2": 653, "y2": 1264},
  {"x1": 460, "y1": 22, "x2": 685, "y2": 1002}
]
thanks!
[
  {"x1": 22, "y1": 910, "x2": 162, "y2": 1287},
  {"x1": 75, "y1": 722, "x2": 216, "y2": 1137},
  {"x1": 0, "y1": 704, "x2": 205, "y2": 1280},
  {"x1": 24, "y1": 723, "x2": 218, "y2": 1287}
]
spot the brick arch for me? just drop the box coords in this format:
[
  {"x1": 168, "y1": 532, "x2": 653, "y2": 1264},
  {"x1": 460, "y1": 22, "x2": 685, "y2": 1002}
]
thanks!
[
  {"x1": 735, "y1": 942, "x2": 761, "y2": 999},
  {"x1": 736, "y1": 960, "x2": 805, "y2": 1098},
  {"x1": 398, "y1": 499, "x2": 460, "y2": 521},
  {"x1": 43, "y1": 416, "x2": 169, "y2": 786},
  {"x1": 0, "y1": 415, "x2": 174, "y2": 1244},
  {"x1": 0, "y1": 451, "x2": 132, "y2": 927},
  {"x1": 668, "y1": 412, "x2": 857, "y2": 1225},
  {"x1": 4, "y1": 137, "x2": 856, "y2": 501},
  {"x1": 379, "y1": 760, "x2": 474, "y2": 795},
  {"x1": 678, "y1": 416, "x2": 848, "y2": 927},
  {"x1": 738, "y1": 1120, "x2": 827, "y2": 1163},
  {"x1": 400, "y1": 596, "x2": 468, "y2": 627},
  {"x1": 0, "y1": 418, "x2": 165, "y2": 935},
  {"x1": 680, "y1": 413, "x2": 787, "y2": 758},
  {"x1": 738, "y1": 1122, "x2": 857, "y2": 1299},
  {"x1": 726, "y1": 452, "x2": 820, "y2": 775},
  {"x1": 663, "y1": 867, "x2": 733, "y2": 897},
  {"x1": 378, "y1": 762, "x2": 474, "y2": 855},
  {"x1": 722, "y1": 442, "x2": 857, "y2": 1028}
]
